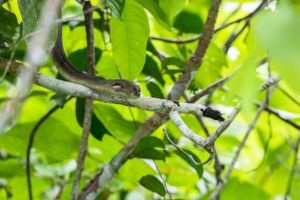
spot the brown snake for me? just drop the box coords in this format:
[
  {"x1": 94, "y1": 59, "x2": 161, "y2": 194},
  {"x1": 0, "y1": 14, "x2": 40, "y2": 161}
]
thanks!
[{"x1": 50, "y1": 11, "x2": 140, "y2": 98}]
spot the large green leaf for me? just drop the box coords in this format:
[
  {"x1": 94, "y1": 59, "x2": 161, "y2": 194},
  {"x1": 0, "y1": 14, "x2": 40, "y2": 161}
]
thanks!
[
  {"x1": 134, "y1": 0, "x2": 171, "y2": 30},
  {"x1": 139, "y1": 175, "x2": 166, "y2": 196},
  {"x1": 111, "y1": 0, "x2": 149, "y2": 80}
]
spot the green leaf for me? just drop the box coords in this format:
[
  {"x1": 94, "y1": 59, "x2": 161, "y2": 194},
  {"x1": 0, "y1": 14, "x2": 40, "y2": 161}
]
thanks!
[
  {"x1": 106, "y1": 0, "x2": 125, "y2": 19},
  {"x1": 0, "y1": 6, "x2": 19, "y2": 48},
  {"x1": 75, "y1": 98, "x2": 110, "y2": 141},
  {"x1": 68, "y1": 48, "x2": 102, "y2": 72},
  {"x1": 135, "y1": 136, "x2": 165, "y2": 160},
  {"x1": 136, "y1": 136, "x2": 165, "y2": 151},
  {"x1": 194, "y1": 43, "x2": 227, "y2": 87},
  {"x1": 111, "y1": 0, "x2": 149, "y2": 80},
  {"x1": 93, "y1": 103, "x2": 138, "y2": 139},
  {"x1": 139, "y1": 175, "x2": 166, "y2": 196},
  {"x1": 142, "y1": 55, "x2": 165, "y2": 85},
  {"x1": 135, "y1": 148, "x2": 165, "y2": 161},
  {"x1": 0, "y1": 119, "x2": 79, "y2": 162},
  {"x1": 174, "y1": 149, "x2": 203, "y2": 178},
  {"x1": 222, "y1": 177, "x2": 270, "y2": 200},
  {"x1": 226, "y1": 53, "x2": 262, "y2": 120},
  {"x1": 159, "y1": 0, "x2": 187, "y2": 19},
  {"x1": 17, "y1": 0, "x2": 45, "y2": 39},
  {"x1": 174, "y1": 10, "x2": 203, "y2": 33},
  {"x1": 162, "y1": 57, "x2": 185, "y2": 68},
  {"x1": 0, "y1": 159, "x2": 22, "y2": 178},
  {"x1": 134, "y1": 0, "x2": 171, "y2": 30},
  {"x1": 146, "y1": 82, "x2": 165, "y2": 99}
]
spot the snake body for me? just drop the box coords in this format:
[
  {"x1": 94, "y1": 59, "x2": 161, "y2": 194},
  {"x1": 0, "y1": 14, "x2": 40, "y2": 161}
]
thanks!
[{"x1": 51, "y1": 17, "x2": 140, "y2": 98}]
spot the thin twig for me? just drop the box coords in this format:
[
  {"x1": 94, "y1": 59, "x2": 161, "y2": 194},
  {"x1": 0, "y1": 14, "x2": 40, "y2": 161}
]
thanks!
[
  {"x1": 164, "y1": 129, "x2": 212, "y2": 166},
  {"x1": 284, "y1": 135, "x2": 300, "y2": 200},
  {"x1": 188, "y1": 74, "x2": 232, "y2": 103},
  {"x1": 223, "y1": 21, "x2": 249, "y2": 53},
  {"x1": 26, "y1": 97, "x2": 72, "y2": 200},
  {"x1": 151, "y1": 0, "x2": 267, "y2": 44},
  {"x1": 261, "y1": 105, "x2": 300, "y2": 130},
  {"x1": 277, "y1": 86, "x2": 300, "y2": 107},
  {"x1": 195, "y1": 114, "x2": 223, "y2": 195},
  {"x1": 209, "y1": 85, "x2": 276, "y2": 200},
  {"x1": 251, "y1": 65, "x2": 274, "y2": 171},
  {"x1": 153, "y1": 161, "x2": 172, "y2": 200},
  {"x1": 71, "y1": 1, "x2": 95, "y2": 199},
  {"x1": 207, "y1": 106, "x2": 240, "y2": 144}
]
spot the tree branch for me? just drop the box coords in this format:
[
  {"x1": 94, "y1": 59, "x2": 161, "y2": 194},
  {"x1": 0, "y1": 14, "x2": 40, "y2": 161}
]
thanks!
[
  {"x1": 71, "y1": 1, "x2": 95, "y2": 199},
  {"x1": 168, "y1": 0, "x2": 222, "y2": 100},
  {"x1": 169, "y1": 111, "x2": 209, "y2": 150}
]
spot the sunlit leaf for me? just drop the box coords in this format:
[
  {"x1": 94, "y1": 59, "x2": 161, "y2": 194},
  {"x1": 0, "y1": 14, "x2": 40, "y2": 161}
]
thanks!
[
  {"x1": 134, "y1": 0, "x2": 171, "y2": 30},
  {"x1": 111, "y1": 0, "x2": 149, "y2": 80},
  {"x1": 194, "y1": 43, "x2": 227, "y2": 87},
  {"x1": 222, "y1": 177, "x2": 270, "y2": 200},
  {"x1": 159, "y1": 0, "x2": 187, "y2": 19}
]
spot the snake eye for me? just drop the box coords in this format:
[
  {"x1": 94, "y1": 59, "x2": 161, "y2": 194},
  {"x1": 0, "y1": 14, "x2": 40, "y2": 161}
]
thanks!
[{"x1": 112, "y1": 82, "x2": 123, "y2": 91}]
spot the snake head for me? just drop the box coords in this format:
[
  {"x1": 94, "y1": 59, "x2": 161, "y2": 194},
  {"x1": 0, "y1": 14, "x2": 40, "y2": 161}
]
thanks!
[{"x1": 112, "y1": 80, "x2": 141, "y2": 98}]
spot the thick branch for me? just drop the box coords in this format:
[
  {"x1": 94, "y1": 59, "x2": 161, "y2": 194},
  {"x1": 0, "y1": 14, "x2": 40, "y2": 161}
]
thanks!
[
  {"x1": 168, "y1": 0, "x2": 222, "y2": 100},
  {"x1": 34, "y1": 73, "x2": 216, "y2": 116}
]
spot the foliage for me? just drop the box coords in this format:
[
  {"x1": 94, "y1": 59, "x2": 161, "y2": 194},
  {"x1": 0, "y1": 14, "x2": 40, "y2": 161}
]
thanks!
[{"x1": 0, "y1": 0, "x2": 300, "y2": 199}]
